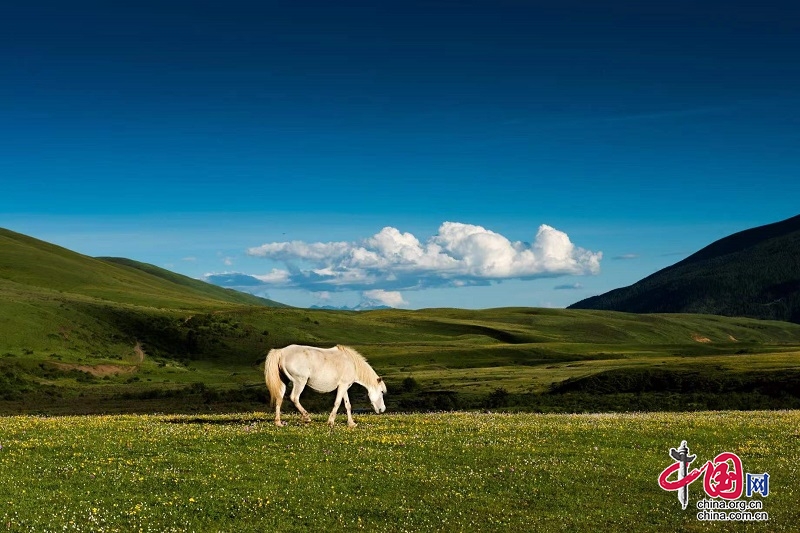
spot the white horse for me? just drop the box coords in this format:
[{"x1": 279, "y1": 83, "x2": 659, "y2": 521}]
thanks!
[{"x1": 264, "y1": 344, "x2": 387, "y2": 427}]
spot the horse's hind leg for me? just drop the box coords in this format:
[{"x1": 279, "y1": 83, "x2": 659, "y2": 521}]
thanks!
[
  {"x1": 290, "y1": 378, "x2": 312, "y2": 423},
  {"x1": 274, "y1": 382, "x2": 287, "y2": 427}
]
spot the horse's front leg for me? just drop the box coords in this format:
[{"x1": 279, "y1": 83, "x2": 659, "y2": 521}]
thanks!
[
  {"x1": 342, "y1": 388, "x2": 357, "y2": 428},
  {"x1": 328, "y1": 385, "x2": 347, "y2": 427}
]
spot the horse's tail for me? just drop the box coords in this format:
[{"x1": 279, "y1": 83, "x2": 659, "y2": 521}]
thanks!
[{"x1": 264, "y1": 348, "x2": 284, "y2": 406}]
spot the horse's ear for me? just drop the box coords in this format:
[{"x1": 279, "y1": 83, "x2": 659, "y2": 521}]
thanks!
[{"x1": 377, "y1": 377, "x2": 383, "y2": 383}]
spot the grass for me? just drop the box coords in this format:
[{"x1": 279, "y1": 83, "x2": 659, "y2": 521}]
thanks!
[
  {"x1": 0, "y1": 228, "x2": 284, "y2": 310},
  {"x1": 3, "y1": 229, "x2": 799, "y2": 530},
  {"x1": 4, "y1": 227, "x2": 800, "y2": 414},
  {"x1": 3, "y1": 303, "x2": 800, "y2": 414},
  {"x1": 0, "y1": 410, "x2": 797, "y2": 532}
]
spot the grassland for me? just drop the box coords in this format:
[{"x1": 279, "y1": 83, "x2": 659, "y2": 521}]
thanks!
[
  {"x1": 3, "y1": 228, "x2": 799, "y2": 530},
  {"x1": 3, "y1": 226, "x2": 800, "y2": 414},
  {"x1": 3, "y1": 302, "x2": 800, "y2": 415},
  {"x1": 0, "y1": 410, "x2": 796, "y2": 532},
  {"x1": 0, "y1": 229, "x2": 283, "y2": 310}
]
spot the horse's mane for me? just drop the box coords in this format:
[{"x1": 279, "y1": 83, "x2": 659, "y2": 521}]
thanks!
[{"x1": 336, "y1": 345, "x2": 379, "y2": 386}]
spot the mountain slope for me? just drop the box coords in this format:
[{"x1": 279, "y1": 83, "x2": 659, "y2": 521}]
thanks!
[
  {"x1": 98, "y1": 257, "x2": 286, "y2": 308},
  {"x1": 0, "y1": 228, "x2": 285, "y2": 309},
  {"x1": 569, "y1": 214, "x2": 800, "y2": 322}
]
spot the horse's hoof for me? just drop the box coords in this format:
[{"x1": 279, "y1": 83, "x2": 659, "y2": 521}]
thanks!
[
  {"x1": 348, "y1": 422, "x2": 358, "y2": 429},
  {"x1": 275, "y1": 421, "x2": 287, "y2": 427}
]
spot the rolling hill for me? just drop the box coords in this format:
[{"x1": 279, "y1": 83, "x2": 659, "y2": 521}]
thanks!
[
  {"x1": 0, "y1": 226, "x2": 287, "y2": 372},
  {"x1": 0, "y1": 228, "x2": 286, "y2": 309},
  {"x1": 2, "y1": 227, "x2": 800, "y2": 415},
  {"x1": 569, "y1": 214, "x2": 800, "y2": 323}
]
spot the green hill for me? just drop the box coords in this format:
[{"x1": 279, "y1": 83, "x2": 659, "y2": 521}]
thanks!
[
  {"x1": 3, "y1": 227, "x2": 800, "y2": 415},
  {"x1": 569, "y1": 214, "x2": 800, "y2": 323},
  {"x1": 97, "y1": 256, "x2": 284, "y2": 308},
  {"x1": 0, "y1": 228, "x2": 285, "y2": 309},
  {"x1": 0, "y1": 226, "x2": 286, "y2": 368}
]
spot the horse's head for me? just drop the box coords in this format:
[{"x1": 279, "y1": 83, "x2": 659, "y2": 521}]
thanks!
[{"x1": 369, "y1": 377, "x2": 387, "y2": 413}]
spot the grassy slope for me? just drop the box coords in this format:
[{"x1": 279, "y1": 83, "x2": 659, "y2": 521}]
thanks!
[
  {"x1": 97, "y1": 257, "x2": 287, "y2": 308},
  {"x1": 2, "y1": 302, "x2": 800, "y2": 414},
  {"x1": 0, "y1": 226, "x2": 286, "y2": 359},
  {"x1": 0, "y1": 228, "x2": 284, "y2": 309},
  {"x1": 3, "y1": 227, "x2": 800, "y2": 414}
]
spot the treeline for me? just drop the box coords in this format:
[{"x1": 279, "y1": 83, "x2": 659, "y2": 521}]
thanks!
[{"x1": 389, "y1": 372, "x2": 800, "y2": 413}]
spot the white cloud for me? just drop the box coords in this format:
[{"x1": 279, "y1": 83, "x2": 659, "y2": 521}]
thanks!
[
  {"x1": 252, "y1": 268, "x2": 291, "y2": 284},
  {"x1": 209, "y1": 221, "x2": 602, "y2": 292},
  {"x1": 361, "y1": 289, "x2": 408, "y2": 308},
  {"x1": 223, "y1": 257, "x2": 234, "y2": 266},
  {"x1": 247, "y1": 241, "x2": 352, "y2": 262},
  {"x1": 182, "y1": 256, "x2": 197, "y2": 262}
]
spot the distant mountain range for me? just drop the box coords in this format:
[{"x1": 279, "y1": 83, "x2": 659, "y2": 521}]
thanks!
[{"x1": 569, "y1": 214, "x2": 800, "y2": 323}]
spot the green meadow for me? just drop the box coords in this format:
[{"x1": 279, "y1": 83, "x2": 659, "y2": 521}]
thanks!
[
  {"x1": 3, "y1": 229, "x2": 800, "y2": 531},
  {"x1": 4, "y1": 227, "x2": 800, "y2": 415},
  {"x1": 0, "y1": 410, "x2": 796, "y2": 532},
  {"x1": 3, "y1": 304, "x2": 800, "y2": 414}
]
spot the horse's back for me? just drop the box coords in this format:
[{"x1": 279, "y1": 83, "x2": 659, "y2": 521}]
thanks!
[
  {"x1": 280, "y1": 345, "x2": 355, "y2": 392},
  {"x1": 282, "y1": 344, "x2": 342, "y2": 368}
]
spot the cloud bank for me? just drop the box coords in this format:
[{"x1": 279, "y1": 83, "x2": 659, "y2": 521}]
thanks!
[
  {"x1": 361, "y1": 289, "x2": 408, "y2": 308},
  {"x1": 205, "y1": 222, "x2": 602, "y2": 293}
]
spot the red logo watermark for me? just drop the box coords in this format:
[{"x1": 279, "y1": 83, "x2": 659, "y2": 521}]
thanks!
[
  {"x1": 659, "y1": 449, "x2": 744, "y2": 499},
  {"x1": 657, "y1": 440, "x2": 769, "y2": 521}
]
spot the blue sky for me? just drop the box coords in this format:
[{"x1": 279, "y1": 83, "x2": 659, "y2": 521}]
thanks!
[{"x1": 2, "y1": 1, "x2": 799, "y2": 309}]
